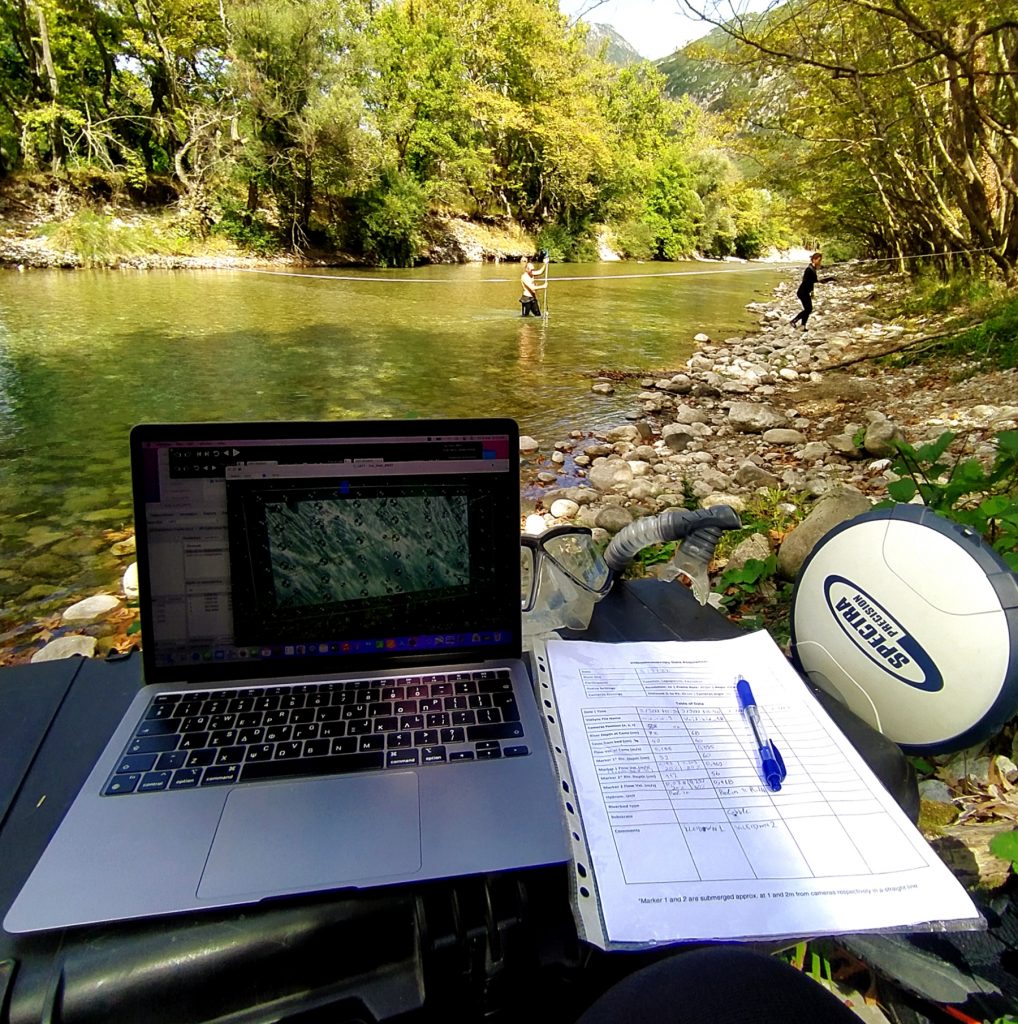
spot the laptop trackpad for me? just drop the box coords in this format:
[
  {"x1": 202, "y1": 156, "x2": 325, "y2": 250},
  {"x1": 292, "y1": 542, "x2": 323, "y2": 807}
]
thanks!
[{"x1": 198, "y1": 773, "x2": 422, "y2": 900}]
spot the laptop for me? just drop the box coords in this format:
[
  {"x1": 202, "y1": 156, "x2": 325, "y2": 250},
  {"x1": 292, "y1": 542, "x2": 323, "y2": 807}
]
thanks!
[{"x1": 5, "y1": 418, "x2": 568, "y2": 933}]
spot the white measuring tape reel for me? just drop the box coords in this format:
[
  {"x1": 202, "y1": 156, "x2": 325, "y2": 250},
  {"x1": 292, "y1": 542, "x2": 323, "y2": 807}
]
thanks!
[{"x1": 790, "y1": 505, "x2": 1018, "y2": 754}]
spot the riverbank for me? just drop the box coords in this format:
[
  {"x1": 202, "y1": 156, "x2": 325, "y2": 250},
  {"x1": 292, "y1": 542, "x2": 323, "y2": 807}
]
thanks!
[
  {"x1": 0, "y1": 173, "x2": 543, "y2": 269},
  {"x1": 6, "y1": 260, "x2": 1018, "y2": 879}
]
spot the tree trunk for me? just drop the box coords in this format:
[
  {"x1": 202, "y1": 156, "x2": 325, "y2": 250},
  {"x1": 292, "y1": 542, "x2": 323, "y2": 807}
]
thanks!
[{"x1": 30, "y1": 0, "x2": 64, "y2": 171}]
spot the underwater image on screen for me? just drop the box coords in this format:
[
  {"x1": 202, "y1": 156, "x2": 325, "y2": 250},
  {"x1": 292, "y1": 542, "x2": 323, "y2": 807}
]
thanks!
[{"x1": 265, "y1": 494, "x2": 469, "y2": 608}]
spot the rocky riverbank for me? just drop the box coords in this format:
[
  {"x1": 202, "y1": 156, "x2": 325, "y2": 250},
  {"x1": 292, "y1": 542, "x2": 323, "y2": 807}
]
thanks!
[{"x1": 521, "y1": 268, "x2": 1018, "y2": 593}]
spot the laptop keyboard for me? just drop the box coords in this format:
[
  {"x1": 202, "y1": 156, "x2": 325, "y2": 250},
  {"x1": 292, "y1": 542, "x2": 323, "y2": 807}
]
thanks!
[{"x1": 103, "y1": 671, "x2": 529, "y2": 796}]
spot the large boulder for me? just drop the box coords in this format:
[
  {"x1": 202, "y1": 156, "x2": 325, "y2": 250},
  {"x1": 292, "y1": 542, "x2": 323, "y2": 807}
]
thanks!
[
  {"x1": 727, "y1": 402, "x2": 790, "y2": 433},
  {"x1": 776, "y1": 486, "x2": 873, "y2": 580},
  {"x1": 588, "y1": 457, "x2": 634, "y2": 492}
]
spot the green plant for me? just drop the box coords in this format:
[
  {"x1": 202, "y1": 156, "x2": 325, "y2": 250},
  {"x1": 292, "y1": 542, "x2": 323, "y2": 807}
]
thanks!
[
  {"x1": 715, "y1": 488, "x2": 809, "y2": 561},
  {"x1": 715, "y1": 554, "x2": 778, "y2": 610},
  {"x1": 889, "y1": 291, "x2": 1018, "y2": 373},
  {"x1": 989, "y1": 828, "x2": 1018, "y2": 872},
  {"x1": 210, "y1": 202, "x2": 282, "y2": 256},
  {"x1": 536, "y1": 222, "x2": 599, "y2": 263},
  {"x1": 880, "y1": 430, "x2": 1018, "y2": 570},
  {"x1": 40, "y1": 209, "x2": 194, "y2": 265}
]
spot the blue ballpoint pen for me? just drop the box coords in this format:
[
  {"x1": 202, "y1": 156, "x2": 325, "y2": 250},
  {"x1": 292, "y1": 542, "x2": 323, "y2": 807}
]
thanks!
[{"x1": 736, "y1": 678, "x2": 787, "y2": 792}]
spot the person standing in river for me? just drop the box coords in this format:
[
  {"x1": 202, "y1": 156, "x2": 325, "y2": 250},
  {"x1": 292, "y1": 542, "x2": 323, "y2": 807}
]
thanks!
[
  {"x1": 790, "y1": 251, "x2": 833, "y2": 330},
  {"x1": 519, "y1": 260, "x2": 546, "y2": 317}
]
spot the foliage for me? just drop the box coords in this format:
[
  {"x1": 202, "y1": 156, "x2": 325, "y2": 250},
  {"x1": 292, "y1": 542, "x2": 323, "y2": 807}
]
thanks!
[
  {"x1": 607, "y1": 218, "x2": 657, "y2": 260},
  {"x1": 536, "y1": 222, "x2": 598, "y2": 263},
  {"x1": 935, "y1": 298, "x2": 1018, "y2": 372},
  {"x1": 209, "y1": 198, "x2": 281, "y2": 257},
  {"x1": 0, "y1": 0, "x2": 797, "y2": 263},
  {"x1": 678, "y1": 0, "x2": 1018, "y2": 279},
  {"x1": 879, "y1": 431, "x2": 1018, "y2": 571},
  {"x1": 349, "y1": 167, "x2": 428, "y2": 268}
]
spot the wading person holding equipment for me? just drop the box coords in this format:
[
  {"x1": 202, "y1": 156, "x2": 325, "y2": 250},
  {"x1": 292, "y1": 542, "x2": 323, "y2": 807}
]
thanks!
[
  {"x1": 519, "y1": 260, "x2": 546, "y2": 317},
  {"x1": 790, "y1": 251, "x2": 833, "y2": 330}
]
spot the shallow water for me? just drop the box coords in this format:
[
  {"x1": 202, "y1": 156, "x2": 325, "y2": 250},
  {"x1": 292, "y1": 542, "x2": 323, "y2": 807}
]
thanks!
[{"x1": 0, "y1": 261, "x2": 785, "y2": 636}]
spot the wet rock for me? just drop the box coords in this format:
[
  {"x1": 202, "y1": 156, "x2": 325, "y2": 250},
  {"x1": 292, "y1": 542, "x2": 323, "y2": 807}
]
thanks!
[
  {"x1": 51, "y1": 535, "x2": 107, "y2": 558},
  {"x1": 22, "y1": 551, "x2": 75, "y2": 582},
  {"x1": 591, "y1": 382, "x2": 615, "y2": 395},
  {"x1": 519, "y1": 436, "x2": 540, "y2": 452}
]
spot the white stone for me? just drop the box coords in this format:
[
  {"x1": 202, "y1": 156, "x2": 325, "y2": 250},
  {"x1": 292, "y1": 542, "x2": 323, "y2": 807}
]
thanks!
[
  {"x1": 524, "y1": 514, "x2": 547, "y2": 535},
  {"x1": 32, "y1": 635, "x2": 97, "y2": 663},
  {"x1": 63, "y1": 593, "x2": 120, "y2": 623},
  {"x1": 122, "y1": 561, "x2": 139, "y2": 598},
  {"x1": 519, "y1": 436, "x2": 540, "y2": 452},
  {"x1": 550, "y1": 499, "x2": 580, "y2": 520}
]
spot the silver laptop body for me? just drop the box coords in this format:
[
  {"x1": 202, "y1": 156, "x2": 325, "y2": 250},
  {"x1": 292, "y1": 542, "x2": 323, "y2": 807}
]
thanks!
[{"x1": 5, "y1": 418, "x2": 567, "y2": 933}]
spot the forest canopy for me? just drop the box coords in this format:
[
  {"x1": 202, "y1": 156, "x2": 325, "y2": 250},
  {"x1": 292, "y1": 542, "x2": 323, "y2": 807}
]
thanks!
[
  {"x1": 0, "y1": 0, "x2": 793, "y2": 264},
  {"x1": 1, "y1": 0, "x2": 1014, "y2": 276}
]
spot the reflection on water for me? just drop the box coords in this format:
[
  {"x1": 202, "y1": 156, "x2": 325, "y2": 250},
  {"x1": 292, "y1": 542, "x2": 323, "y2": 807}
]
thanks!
[{"x1": 0, "y1": 262, "x2": 785, "y2": 635}]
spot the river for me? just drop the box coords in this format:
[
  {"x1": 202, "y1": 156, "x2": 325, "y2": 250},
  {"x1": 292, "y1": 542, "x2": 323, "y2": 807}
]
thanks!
[{"x1": 0, "y1": 261, "x2": 785, "y2": 646}]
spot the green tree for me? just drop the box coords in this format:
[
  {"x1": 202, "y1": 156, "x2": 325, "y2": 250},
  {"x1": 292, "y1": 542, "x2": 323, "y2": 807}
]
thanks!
[
  {"x1": 681, "y1": 0, "x2": 1018, "y2": 279},
  {"x1": 226, "y1": 0, "x2": 364, "y2": 247},
  {"x1": 644, "y1": 146, "x2": 704, "y2": 259}
]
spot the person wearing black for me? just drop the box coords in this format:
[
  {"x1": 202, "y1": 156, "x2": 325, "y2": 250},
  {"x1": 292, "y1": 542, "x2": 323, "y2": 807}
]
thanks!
[{"x1": 790, "y1": 251, "x2": 833, "y2": 330}]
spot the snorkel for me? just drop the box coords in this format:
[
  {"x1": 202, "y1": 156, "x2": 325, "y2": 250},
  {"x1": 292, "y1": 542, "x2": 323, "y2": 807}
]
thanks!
[
  {"x1": 603, "y1": 506, "x2": 742, "y2": 606},
  {"x1": 521, "y1": 507, "x2": 742, "y2": 643}
]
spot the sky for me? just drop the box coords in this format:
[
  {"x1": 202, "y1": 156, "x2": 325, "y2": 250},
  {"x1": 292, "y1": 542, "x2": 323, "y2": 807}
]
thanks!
[{"x1": 559, "y1": 0, "x2": 741, "y2": 61}]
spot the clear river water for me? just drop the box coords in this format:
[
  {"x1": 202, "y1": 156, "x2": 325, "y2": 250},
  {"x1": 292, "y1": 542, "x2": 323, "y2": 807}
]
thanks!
[{"x1": 0, "y1": 261, "x2": 785, "y2": 644}]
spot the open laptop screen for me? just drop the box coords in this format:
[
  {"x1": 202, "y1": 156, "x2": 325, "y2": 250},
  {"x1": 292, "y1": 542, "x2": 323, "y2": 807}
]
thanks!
[{"x1": 130, "y1": 420, "x2": 522, "y2": 684}]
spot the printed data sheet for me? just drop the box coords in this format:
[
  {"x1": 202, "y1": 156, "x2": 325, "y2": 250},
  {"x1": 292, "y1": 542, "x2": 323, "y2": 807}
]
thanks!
[{"x1": 542, "y1": 633, "x2": 980, "y2": 946}]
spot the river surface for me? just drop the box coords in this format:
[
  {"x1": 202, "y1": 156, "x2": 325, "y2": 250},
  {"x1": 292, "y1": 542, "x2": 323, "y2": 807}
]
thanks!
[{"x1": 0, "y1": 261, "x2": 785, "y2": 641}]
